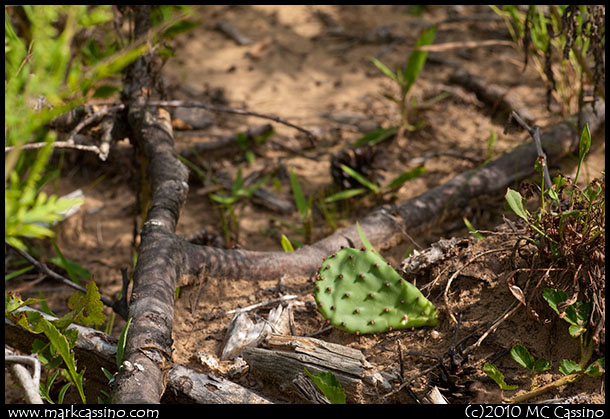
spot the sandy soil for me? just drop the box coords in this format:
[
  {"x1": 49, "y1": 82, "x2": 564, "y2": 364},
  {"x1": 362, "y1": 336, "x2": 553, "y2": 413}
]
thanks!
[{"x1": 5, "y1": 5, "x2": 604, "y2": 404}]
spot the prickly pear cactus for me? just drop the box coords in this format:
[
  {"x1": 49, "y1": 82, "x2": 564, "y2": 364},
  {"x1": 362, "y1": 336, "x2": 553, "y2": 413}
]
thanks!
[{"x1": 314, "y1": 247, "x2": 438, "y2": 335}]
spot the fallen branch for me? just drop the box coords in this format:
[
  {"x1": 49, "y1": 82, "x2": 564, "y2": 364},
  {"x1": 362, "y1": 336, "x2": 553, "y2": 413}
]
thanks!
[
  {"x1": 5, "y1": 307, "x2": 271, "y2": 404},
  {"x1": 145, "y1": 100, "x2": 316, "y2": 138}
]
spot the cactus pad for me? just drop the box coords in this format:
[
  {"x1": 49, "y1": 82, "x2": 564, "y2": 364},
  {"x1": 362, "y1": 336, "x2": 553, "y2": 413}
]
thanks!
[{"x1": 314, "y1": 247, "x2": 438, "y2": 334}]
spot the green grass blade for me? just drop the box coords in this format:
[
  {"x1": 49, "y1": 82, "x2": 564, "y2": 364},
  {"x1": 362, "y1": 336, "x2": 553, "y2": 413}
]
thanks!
[
  {"x1": 369, "y1": 57, "x2": 398, "y2": 82},
  {"x1": 387, "y1": 166, "x2": 426, "y2": 189},
  {"x1": 354, "y1": 127, "x2": 398, "y2": 147},
  {"x1": 340, "y1": 164, "x2": 378, "y2": 193},
  {"x1": 324, "y1": 188, "x2": 366, "y2": 203},
  {"x1": 289, "y1": 169, "x2": 308, "y2": 220},
  {"x1": 116, "y1": 317, "x2": 132, "y2": 368},
  {"x1": 402, "y1": 24, "x2": 437, "y2": 95}
]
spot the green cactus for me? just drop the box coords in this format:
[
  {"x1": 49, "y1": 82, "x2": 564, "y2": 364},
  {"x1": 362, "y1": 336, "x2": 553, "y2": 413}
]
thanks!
[{"x1": 313, "y1": 246, "x2": 438, "y2": 335}]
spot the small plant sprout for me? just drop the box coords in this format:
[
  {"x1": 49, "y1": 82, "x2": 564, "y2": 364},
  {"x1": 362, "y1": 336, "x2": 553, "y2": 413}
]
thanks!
[
  {"x1": 483, "y1": 289, "x2": 604, "y2": 404},
  {"x1": 324, "y1": 165, "x2": 426, "y2": 203},
  {"x1": 370, "y1": 24, "x2": 437, "y2": 130}
]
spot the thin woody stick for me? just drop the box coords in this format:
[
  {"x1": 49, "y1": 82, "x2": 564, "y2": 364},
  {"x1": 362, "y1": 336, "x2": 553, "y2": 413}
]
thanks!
[{"x1": 144, "y1": 100, "x2": 316, "y2": 139}]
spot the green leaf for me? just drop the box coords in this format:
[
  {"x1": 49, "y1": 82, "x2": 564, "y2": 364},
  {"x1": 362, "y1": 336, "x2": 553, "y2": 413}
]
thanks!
[
  {"x1": 39, "y1": 318, "x2": 86, "y2": 403},
  {"x1": 116, "y1": 317, "x2": 132, "y2": 368},
  {"x1": 280, "y1": 234, "x2": 295, "y2": 252},
  {"x1": 162, "y1": 19, "x2": 200, "y2": 39},
  {"x1": 559, "y1": 359, "x2": 582, "y2": 375},
  {"x1": 304, "y1": 368, "x2": 346, "y2": 404},
  {"x1": 209, "y1": 193, "x2": 237, "y2": 206},
  {"x1": 387, "y1": 166, "x2": 426, "y2": 189},
  {"x1": 542, "y1": 288, "x2": 591, "y2": 337},
  {"x1": 356, "y1": 221, "x2": 375, "y2": 253},
  {"x1": 505, "y1": 188, "x2": 530, "y2": 221},
  {"x1": 402, "y1": 24, "x2": 437, "y2": 95},
  {"x1": 5, "y1": 265, "x2": 35, "y2": 281},
  {"x1": 369, "y1": 57, "x2": 398, "y2": 82},
  {"x1": 483, "y1": 363, "x2": 518, "y2": 391},
  {"x1": 65, "y1": 281, "x2": 106, "y2": 327},
  {"x1": 584, "y1": 358, "x2": 605, "y2": 378},
  {"x1": 324, "y1": 188, "x2": 366, "y2": 203},
  {"x1": 92, "y1": 84, "x2": 119, "y2": 98},
  {"x1": 463, "y1": 217, "x2": 484, "y2": 240},
  {"x1": 354, "y1": 127, "x2": 398, "y2": 147},
  {"x1": 532, "y1": 357, "x2": 552, "y2": 373},
  {"x1": 578, "y1": 123, "x2": 591, "y2": 162},
  {"x1": 340, "y1": 164, "x2": 379, "y2": 193},
  {"x1": 289, "y1": 169, "x2": 308, "y2": 220},
  {"x1": 511, "y1": 344, "x2": 535, "y2": 370}
]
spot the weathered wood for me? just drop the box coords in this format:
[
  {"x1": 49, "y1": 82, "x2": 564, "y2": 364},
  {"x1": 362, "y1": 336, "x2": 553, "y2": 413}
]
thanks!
[
  {"x1": 5, "y1": 307, "x2": 271, "y2": 404},
  {"x1": 242, "y1": 334, "x2": 390, "y2": 403},
  {"x1": 163, "y1": 365, "x2": 272, "y2": 404}
]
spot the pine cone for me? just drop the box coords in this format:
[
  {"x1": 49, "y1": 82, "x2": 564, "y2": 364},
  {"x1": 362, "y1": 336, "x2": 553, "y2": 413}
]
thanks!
[{"x1": 330, "y1": 145, "x2": 387, "y2": 190}]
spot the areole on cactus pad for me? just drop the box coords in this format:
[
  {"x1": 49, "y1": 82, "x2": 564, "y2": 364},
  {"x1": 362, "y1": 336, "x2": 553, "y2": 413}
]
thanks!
[{"x1": 313, "y1": 224, "x2": 439, "y2": 335}]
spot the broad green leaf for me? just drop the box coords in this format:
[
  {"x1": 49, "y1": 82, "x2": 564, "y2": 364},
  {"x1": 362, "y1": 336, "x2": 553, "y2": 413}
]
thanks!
[
  {"x1": 559, "y1": 359, "x2": 582, "y2": 375},
  {"x1": 340, "y1": 164, "x2": 379, "y2": 193},
  {"x1": 402, "y1": 24, "x2": 437, "y2": 95},
  {"x1": 533, "y1": 357, "x2": 552, "y2": 373},
  {"x1": 542, "y1": 288, "x2": 591, "y2": 337},
  {"x1": 64, "y1": 281, "x2": 106, "y2": 327},
  {"x1": 280, "y1": 234, "x2": 295, "y2": 252},
  {"x1": 483, "y1": 363, "x2": 518, "y2": 391},
  {"x1": 117, "y1": 317, "x2": 132, "y2": 368},
  {"x1": 354, "y1": 127, "x2": 398, "y2": 147},
  {"x1": 324, "y1": 188, "x2": 366, "y2": 203},
  {"x1": 584, "y1": 358, "x2": 605, "y2": 377},
  {"x1": 39, "y1": 318, "x2": 86, "y2": 403},
  {"x1": 505, "y1": 188, "x2": 529, "y2": 221},
  {"x1": 369, "y1": 57, "x2": 398, "y2": 82},
  {"x1": 387, "y1": 166, "x2": 426, "y2": 189},
  {"x1": 304, "y1": 368, "x2": 346, "y2": 404},
  {"x1": 5, "y1": 293, "x2": 43, "y2": 313},
  {"x1": 511, "y1": 344, "x2": 534, "y2": 370}
]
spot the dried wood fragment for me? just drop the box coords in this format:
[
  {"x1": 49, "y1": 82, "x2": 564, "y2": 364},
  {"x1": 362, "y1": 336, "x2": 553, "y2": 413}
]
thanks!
[
  {"x1": 242, "y1": 334, "x2": 390, "y2": 403},
  {"x1": 163, "y1": 365, "x2": 272, "y2": 404},
  {"x1": 216, "y1": 20, "x2": 252, "y2": 46}
]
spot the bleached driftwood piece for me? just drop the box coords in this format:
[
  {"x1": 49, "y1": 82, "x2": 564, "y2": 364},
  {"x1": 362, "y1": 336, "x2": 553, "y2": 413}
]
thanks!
[{"x1": 242, "y1": 334, "x2": 390, "y2": 403}]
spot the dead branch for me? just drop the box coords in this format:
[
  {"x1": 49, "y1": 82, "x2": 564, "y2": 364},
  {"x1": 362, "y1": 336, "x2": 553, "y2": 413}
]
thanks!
[
  {"x1": 111, "y1": 6, "x2": 190, "y2": 404},
  {"x1": 449, "y1": 69, "x2": 537, "y2": 124},
  {"x1": 145, "y1": 100, "x2": 316, "y2": 138},
  {"x1": 5, "y1": 307, "x2": 272, "y2": 404}
]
